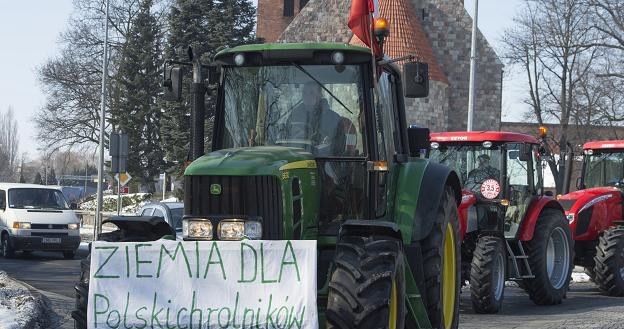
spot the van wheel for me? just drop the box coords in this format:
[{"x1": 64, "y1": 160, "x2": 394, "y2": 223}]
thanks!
[
  {"x1": 63, "y1": 250, "x2": 76, "y2": 259},
  {"x1": 1, "y1": 233, "x2": 15, "y2": 258}
]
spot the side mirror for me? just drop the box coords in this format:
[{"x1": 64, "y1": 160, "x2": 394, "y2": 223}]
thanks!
[
  {"x1": 163, "y1": 66, "x2": 183, "y2": 101},
  {"x1": 403, "y1": 62, "x2": 429, "y2": 98},
  {"x1": 576, "y1": 177, "x2": 583, "y2": 190},
  {"x1": 519, "y1": 144, "x2": 532, "y2": 162},
  {"x1": 70, "y1": 202, "x2": 78, "y2": 210},
  {"x1": 407, "y1": 126, "x2": 430, "y2": 157}
]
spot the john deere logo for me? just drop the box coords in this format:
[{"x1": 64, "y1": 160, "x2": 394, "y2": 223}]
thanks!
[{"x1": 210, "y1": 184, "x2": 222, "y2": 195}]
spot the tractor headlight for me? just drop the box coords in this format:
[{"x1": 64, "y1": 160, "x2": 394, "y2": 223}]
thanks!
[
  {"x1": 566, "y1": 214, "x2": 575, "y2": 222},
  {"x1": 182, "y1": 219, "x2": 213, "y2": 240},
  {"x1": 218, "y1": 219, "x2": 262, "y2": 240},
  {"x1": 12, "y1": 222, "x2": 31, "y2": 229},
  {"x1": 68, "y1": 223, "x2": 79, "y2": 230}
]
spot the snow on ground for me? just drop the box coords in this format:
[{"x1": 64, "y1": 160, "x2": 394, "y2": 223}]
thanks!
[
  {"x1": 79, "y1": 193, "x2": 151, "y2": 213},
  {"x1": 0, "y1": 272, "x2": 40, "y2": 329}
]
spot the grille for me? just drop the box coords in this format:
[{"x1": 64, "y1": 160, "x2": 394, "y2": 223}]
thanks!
[
  {"x1": 185, "y1": 175, "x2": 283, "y2": 239},
  {"x1": 31, "y1": 224, "x2": 67, "y2": 230}
]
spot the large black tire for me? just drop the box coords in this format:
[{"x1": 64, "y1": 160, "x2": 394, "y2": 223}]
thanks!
[
  {"x1": 593, "y1": 226, "x2": 624, "y2": 296},
  {"x1": 326, "y1": 234, "x2": 405, "y2": 329},
  {"x1": 421, "y1": 186, "x2": 460, "y2": 329},
  {"x1": 521, "y1": 209, "x2": 573, "y2": 305},
  {"x1": 1, "y1": 233, "x2": 15, "y2": 258},
  {"x1": 470, "y1": 236, "x2": 506, "y2": 313}
]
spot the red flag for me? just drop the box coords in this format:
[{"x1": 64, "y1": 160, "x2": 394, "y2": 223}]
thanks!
[{"x1": 348, "y1": 0, "x2": 382, "y2": 58}]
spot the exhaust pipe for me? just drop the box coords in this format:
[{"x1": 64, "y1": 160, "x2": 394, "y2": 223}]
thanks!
[
  {"x1": 562, "y1": 143, "x2": 573, "y2": 194},
  {"x1": 190, "y1": 59, "x2": 206, "y2": 161}
]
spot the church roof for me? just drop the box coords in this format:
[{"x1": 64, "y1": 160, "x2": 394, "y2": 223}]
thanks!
[{"x1": 350, "y1": 0, "x2": 448, "y2": 83}]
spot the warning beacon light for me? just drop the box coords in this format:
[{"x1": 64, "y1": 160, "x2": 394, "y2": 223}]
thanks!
[
  {"x1": 373, "y1": 18, "x2": 390, "y2": 41},
  {"x1": 538, "y1": 125, "x2": 548, "y2": 138}
]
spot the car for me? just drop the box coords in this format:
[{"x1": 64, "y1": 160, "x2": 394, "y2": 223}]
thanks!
[
  {"x1": 0, "y1": 183, "x2": 81, "y2": 259},
  {"x1": 136, "y1": 202, "x2": 183, "y2": 238}
]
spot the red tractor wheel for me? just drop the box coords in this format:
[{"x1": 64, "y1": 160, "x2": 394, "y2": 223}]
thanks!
[
  {"x1": 593, "y1": 226, "x2": 624, "y2": 296},
  {"x1": 521, "y1": 209, "x2": 573, "y2": 305}
]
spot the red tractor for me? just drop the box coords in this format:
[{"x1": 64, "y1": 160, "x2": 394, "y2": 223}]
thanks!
[
  {"x1": 429, "y1": 131, "x2": 573, "y2": 313},
  {"x1": 558, "y1": 140, "x2": 624, "y2": 296}
]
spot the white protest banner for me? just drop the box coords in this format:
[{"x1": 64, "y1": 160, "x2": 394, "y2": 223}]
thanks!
[{"x1": 87, "y1": 240, "x2": 318, "y2": 329}]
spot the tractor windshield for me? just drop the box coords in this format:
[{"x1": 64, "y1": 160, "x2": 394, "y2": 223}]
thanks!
[
  {"x1": 430, "y1": 144, "x2": 502, "y2": 194},
  {"x1": 583, "y1": 151, "x2": 624, "y2": 188},
  {"x1": 220, "y1": 64, "x2": 365, "y2": 157}
]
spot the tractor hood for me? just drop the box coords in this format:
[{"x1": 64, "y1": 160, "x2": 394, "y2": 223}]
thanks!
[
  {"x1": 184, "y1": 146, "x2": 315, "y2": 176},
  {"x1": 558, "y1": 187, "x2": 621, "y2": 213}
]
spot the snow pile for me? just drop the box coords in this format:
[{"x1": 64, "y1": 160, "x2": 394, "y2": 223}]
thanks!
[
  {"x1": 0, "y1": 272, "x2": 40, "y2": 329},
  {"x1": 80, "y1": 193, "x2": 152, "y2": 213}
]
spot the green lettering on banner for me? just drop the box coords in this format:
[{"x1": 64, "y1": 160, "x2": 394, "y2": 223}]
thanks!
[
  {"x1": 150, "y1": 292, "x2": 164, "y2": 328},
  {"x1": 125, "y1": 246, "x2": 130, "y2": 278},
  {"x1": 231, "y1": 292, "x2": 240, "y2": 328},
  {"x1": 165, "y1": 299, "x2": 176, "y2": 329},
  {"x1": 203, "y1": 242, "x2": 226, "y2": 280},
  {"x1": 189, "y1": 291, "x2": 202, "y2": 329},
  {"x1": 122, "y1": 292, "x2": 131, "y2": 329},
  {"x1": 288, "y1": 306, "x2": 305, "y2": 329},
  {"x1": 176, "y1": 307, "x2": 188, "y2": 329},
  {"x1": 135, "y1": 307, "x2": 148, "y2": 329},
  {"x1": 278, "y1": 240, "x2": 301, "y2": 282},
  {"x1": 195, "y1": 241, "x2": 200, "y2": 278},
  {"x1": 217, "y1": 307, "x2": 231, "y2": 328},
  {"x1": 205, "y1": 308, "x2": 216, "y2": 327},
  {"x1": 242, "y1": 308, "x2": 254, "y2": 328},
  {"x1": 265, "y1": 294, "x2": 277, "y2": 327},
  {"x1": 106, "y1": 310, "x2": 121, "y2": 329},
  {"x1": 239, "y1": 242, "x2": 258, "y2": 283},
  {"x1": 93, "y1": 293, "x2": 110, "y2": 328},
  {"x1": 94, "y1": 246, "x2": 120, "y2": 279},
  {"x1": 277, "y1": 305, "x2": 289, "y2": 329},
  {"x1": 135, "y1": 244, "x2": 153, "y2": 278},
  {"x1": 157, "y1": 242, "x2": 193, "y2": 278},
  {"x1": 261, "y1": 243, "x2": 277, "y2": 283}
]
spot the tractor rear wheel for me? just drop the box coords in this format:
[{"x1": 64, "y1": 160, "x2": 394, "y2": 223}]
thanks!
[
  {"x1": 421, "y1": 186, "x2": 460, "y2": 329},
  {"x1": 521, "y1": 209, "x2": 573, "y2": 305},
  {"x1": 593, "y1": 226, "x2": 624, "y2": 296},
  {"x1": 326, "y1": 234, "x2": 405, "y2": 329},
  {"x1": 470, "y1": 236, "x2": 506, "y2": 313}
]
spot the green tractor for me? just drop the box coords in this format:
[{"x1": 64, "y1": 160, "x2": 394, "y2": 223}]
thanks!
[{"x1": 72, "y1": 42, "x2": 462, "y2": 329}]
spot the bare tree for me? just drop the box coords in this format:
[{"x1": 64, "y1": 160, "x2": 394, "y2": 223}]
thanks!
[
  {"x1": 503, "y1": 0, "x2": 600, "y2": 193},
  {"x1": 0, "y1": 107, "x2": 20, "y2": 181},
  {"x1": 589, "y1": 0, "x2": 624, "y2": 80}
]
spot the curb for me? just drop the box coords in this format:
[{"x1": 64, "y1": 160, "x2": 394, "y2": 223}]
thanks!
[{"x1": 0, "y1": 271, "x2": 43, "y2": 329}]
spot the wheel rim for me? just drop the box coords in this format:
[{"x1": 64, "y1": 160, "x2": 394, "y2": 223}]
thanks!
[
  {"x1": 442, "y1": 222, "x2": 456, "y2": 329},
  {"x1": 545, "y1": 227, "x2": 570, "y2": 289},
  {"x1": 388, "y1": 280, "x2": 397, "y2": 329},
  {"x1": 492, "y1": 249, "x2": 505, "y2": 301}
]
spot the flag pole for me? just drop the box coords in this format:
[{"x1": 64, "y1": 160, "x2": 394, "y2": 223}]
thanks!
[{"x1": 369, "y1": 13, "x2": 378, "y2": 86}]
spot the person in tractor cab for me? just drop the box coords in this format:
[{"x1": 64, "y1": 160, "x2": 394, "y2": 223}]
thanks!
[
  {"x1": 465, "y1": 154, "x2": 500, "y2": 193},
  {"x1": 286, "y1": 81, "x2": 350, "y2": 156}
]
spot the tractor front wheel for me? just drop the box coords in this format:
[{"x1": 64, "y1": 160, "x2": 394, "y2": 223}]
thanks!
[
  {"x1": 421, "y1": 186, "x2": 460, "y2": 329},
  {"x1": 593, "y1": 226, "x2": 624, "y2": 296},
  {"x1": 470, "y1": 236, "x2": 506, "y2": 313},
  {"x1": 521, "y1": 209, "x2": 573, "y2": 305},
  {"x1": 326, "y1": 235, "x2": 405, "y2": 329}
]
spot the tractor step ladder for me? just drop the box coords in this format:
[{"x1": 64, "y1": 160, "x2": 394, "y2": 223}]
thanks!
[{"x1": 505, "y1": 240, "x2": 535, "y2": 279}]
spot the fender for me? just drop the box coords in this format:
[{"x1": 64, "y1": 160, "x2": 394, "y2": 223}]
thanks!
[
  {"x1": 393, "y1": 160, "x2": 461, "y2": 243},
  {"x1": 339, "y1": 219, "x2": 402, "y2": 240},
  {"x1": 103, "y1": 216, "x2": 175, "y2": 240},
  {"x1": 517, "y1": 197, "x2": 564, "y2": 241},
  {"x1": 458, "y1": 190, "x2": 477, "y2": 240}
]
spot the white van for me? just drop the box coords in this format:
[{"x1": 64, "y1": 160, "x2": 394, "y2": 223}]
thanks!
[{"x1": 0, "y1": 183, "x2": 81, "y2": 259}]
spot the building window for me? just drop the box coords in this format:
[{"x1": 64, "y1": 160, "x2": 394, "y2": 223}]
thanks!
[
  {"x1": 284, "y1": 0, "x2": 294, "y2": 16},
  {"x1": 300, "y1": 0, "x2": 309, "y2": 9}
]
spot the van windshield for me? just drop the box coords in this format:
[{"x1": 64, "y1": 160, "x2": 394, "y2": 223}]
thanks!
[{"x1": 8, "y1": 188, "x2": 70, "y2": 210}]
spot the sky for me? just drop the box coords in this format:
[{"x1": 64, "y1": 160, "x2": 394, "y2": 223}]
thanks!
[{"x1": 0, "y1": 0, "x2": 526, "y2": 157}]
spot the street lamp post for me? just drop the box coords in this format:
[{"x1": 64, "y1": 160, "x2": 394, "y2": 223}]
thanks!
[
  {"x1": 94, "y1": 0, "x2": 111, "y2": 240},
  {"x1": 467, "y1": 0, "x2": 479, "y2": 131}
]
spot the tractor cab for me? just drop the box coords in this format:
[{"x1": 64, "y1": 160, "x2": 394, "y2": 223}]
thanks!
[
  {"x1": 577, "y1": 141, "x2": 624, "y2": 190},
  {"x1": 430, "y1": 131, "x2": 542, "y2": 239}
]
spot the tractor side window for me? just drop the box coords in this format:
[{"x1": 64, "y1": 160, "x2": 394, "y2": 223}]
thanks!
[
  {"x1": 532, "y1": 146, "x2": 542, "y2": 194},
  {"x1": 504, "y1": 143, "x2": 532, "y2": 237}
]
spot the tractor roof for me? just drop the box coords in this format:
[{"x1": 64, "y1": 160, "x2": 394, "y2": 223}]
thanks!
[
  {"x1": 430, "y1": 131, "x2": 539, "y2": 144},
  {"x1": 583, "y1": 140, "x2": 624, "y2": 150},
  {"x1": 216, "y1": 43, "x2": 371, "y2": 57}
]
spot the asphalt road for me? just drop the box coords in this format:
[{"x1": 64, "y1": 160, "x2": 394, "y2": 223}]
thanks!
[{"x1": 1, "y1": 251, "x2": 623, "y2": 328}]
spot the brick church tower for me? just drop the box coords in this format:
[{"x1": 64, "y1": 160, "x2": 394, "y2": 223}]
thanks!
[{"x1": 256, "y1": 0, "x2": 311, "y2": 42}]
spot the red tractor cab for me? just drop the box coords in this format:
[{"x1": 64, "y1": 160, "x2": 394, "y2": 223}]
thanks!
[
  {"x1": 558, "y1": 140, "x2": 624, "y2": 296},
  {"x1": 430, "y1": 131, "x2": 573, "y2": 313}
]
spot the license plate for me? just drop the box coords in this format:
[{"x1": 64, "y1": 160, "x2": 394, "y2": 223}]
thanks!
[{"x1": 42, "y1": 237, "x2": 61, "y2": 243}]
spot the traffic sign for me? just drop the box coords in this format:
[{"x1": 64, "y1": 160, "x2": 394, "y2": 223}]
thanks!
[{"x1": 115, "y1": 172, "x2": 132, "y2": 186}]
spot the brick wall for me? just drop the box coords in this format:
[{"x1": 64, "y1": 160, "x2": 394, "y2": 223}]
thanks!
[{"x1": 415, "y1": 0, "x2": 503, "y2": 131}]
